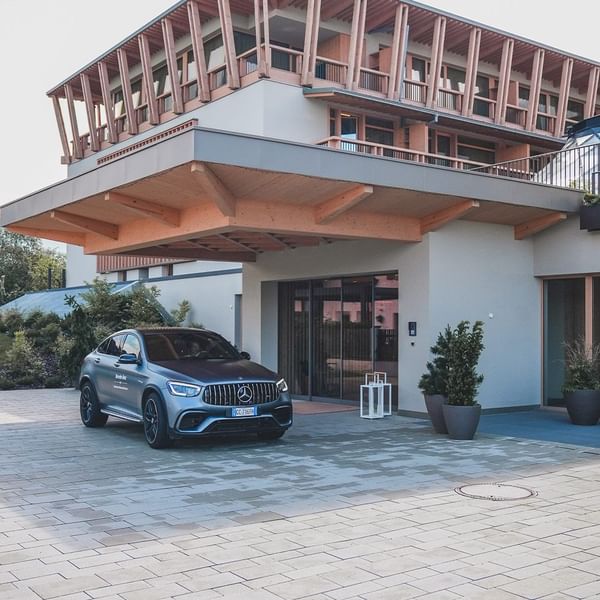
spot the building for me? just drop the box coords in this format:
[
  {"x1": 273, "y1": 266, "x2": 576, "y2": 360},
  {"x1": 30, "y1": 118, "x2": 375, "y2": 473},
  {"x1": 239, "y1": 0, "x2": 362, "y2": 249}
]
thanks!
[{"x1": 2, "y1": 0, "x2": 599, "y2": 412}]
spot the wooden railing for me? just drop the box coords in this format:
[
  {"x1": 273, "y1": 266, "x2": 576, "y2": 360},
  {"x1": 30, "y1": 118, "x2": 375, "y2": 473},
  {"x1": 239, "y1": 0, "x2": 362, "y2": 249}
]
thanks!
[
  {"x1": 402, "y1": 80, "x2": 427, "y2": 104},
  {"x1": 316, "y1": 136, "x2": 486, "y2": 171},
  {"x1": 358, "y1": 67, "x2": 389, "y2": 94},
  {"x1": 208, "y1": 64, "x2": 227, "y2": 90},
  {"x1": 437, "y1": 88, "x2": 462, "y2": 112},
  {"x1": 505, "y1": 104, "x2": 527, "y2": 127},
  {"x1": 473, "y1": 96, "x2": 496, "y2": 119},
  {"x1": 238, "y1": 47, "x2": 259, "y2": 77},
  {"x1": 271, "y1": 44, "x2": 303, "y2": 73},
  {"x1": 315, "y1": 56, "x2": 348, "y2": 84}
]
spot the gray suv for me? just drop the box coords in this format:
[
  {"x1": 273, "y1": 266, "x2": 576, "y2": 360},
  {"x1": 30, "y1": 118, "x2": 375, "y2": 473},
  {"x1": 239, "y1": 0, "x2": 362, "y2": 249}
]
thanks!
[{"x1": 78, "y1": 327, "x2": 292, "y2": 448}]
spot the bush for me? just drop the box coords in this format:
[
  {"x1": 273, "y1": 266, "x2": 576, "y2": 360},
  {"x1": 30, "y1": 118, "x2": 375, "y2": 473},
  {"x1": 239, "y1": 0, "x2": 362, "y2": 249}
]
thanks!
[
  {"x1": 0, "y1": 331, "x2": 46, "y2": 388},
  {"x1": 563, "y1": 339, "x2": 600, "y2": 392},
  {"x1": 418, "y1": 325, "x2": 452, "y2": 396},
  {"x1": 446, "y1": 321, "x2": 485, "y2": 407}
]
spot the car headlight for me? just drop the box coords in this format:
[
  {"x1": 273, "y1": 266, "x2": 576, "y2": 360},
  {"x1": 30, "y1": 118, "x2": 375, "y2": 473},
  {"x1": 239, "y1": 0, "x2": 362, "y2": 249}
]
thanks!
[
  {"x1": 167, "y1": 381, "x2": 202, "y2": 397},
  {"x1": 276, "y1": 378, "x2": 288, "y2": 393}
]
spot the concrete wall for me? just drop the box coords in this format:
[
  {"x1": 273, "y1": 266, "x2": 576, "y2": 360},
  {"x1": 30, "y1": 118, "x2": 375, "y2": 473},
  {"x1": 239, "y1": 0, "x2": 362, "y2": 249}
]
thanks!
[
  {"x1": 534, "y1": 216, "x2": 600, "y2": 276},
  {"x1": 428, "y1": 221, "x2": 540, "y2": 411},
  {"x1": 66, "y1": 245, "x2": 98, "y2": 287}
]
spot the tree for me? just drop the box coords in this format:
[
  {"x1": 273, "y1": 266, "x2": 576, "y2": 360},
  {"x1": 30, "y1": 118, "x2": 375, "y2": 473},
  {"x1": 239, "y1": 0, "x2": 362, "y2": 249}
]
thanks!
[{"x1": 0, "y1": 229, "x2": 66, "y2": 304}]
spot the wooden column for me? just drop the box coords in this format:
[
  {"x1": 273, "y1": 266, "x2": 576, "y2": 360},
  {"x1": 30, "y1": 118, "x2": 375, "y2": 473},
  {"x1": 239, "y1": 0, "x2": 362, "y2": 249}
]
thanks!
[
  {"x1": 80, "y1": 74, "x2": 99, "y2": 151},
  {"x1": 554, "y1": 58, "x2": 573, "y2": 137},
  {"x1": 217, "y1": 0, "x2": 240, "y2": 89},
  {"x1": 461, "y1": 27, "x2": 481, "y2": 117},
  {"x1": 526, "y1": 49, "x2": 545, "y2": 131},
  {"x1": 387, "y1": 3, "x2": 409, "y2": 100},
  {"x1": 263, "y1": 0, "x2": 272, "y2": 76},
  {"x1": 426, "y1": 16, "x2": 446, "y2": 108},
  {"x1": 301, "y1": 0, "x2": 321, "y2": 86},
  {"x1": 495, "y1": 38, "x2": 514, "y2": 124},
  {"x1": 51, "y1": 95, "x2": 71, "y2": 162},
  {"x1": 346, "y1": 0, "x2": 362, "y2": 88},
  {"x1": 117, "y1": 49, "x2": 138, "y2": 135},
  {"x1": 162, "y1": 17, "x2": 184, "y2": 113},
  {"x1": 584, "y1": 67, "x2": 600, "y2": 119},
  {"x1": 138, "y1": 34, "x2": 159, "y2": 124},
  {"x1": 98, "y1": 62, "x2": 118, "y2": 143},
  {"x1": 64, "y1": 83, "x2": 82, "y2": 159},
  {"x1": 253, "y1": 0, "x2": 272, "y2": 78},
  {"x1": 187, "y1": 0, "x2": 210, "y2": 102}
]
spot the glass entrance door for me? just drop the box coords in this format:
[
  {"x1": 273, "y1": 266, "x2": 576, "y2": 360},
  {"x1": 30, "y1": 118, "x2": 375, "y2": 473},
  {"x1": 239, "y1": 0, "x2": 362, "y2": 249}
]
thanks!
[{"x1": 278, "y1": 273, "x2": 398, "y2": 402}]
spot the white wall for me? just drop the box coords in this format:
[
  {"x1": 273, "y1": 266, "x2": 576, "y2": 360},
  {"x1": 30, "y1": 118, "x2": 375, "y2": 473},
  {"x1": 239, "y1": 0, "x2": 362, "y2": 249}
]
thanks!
[
  {"x1": 428, "y1": 221, "x2": 540, "y2": 411},
  {"x1": 66, "y1": 245, "x2": 99, "y2": 287},
  {"x1": 534, "y1": 215, "x2": 600, "y2": 276}
]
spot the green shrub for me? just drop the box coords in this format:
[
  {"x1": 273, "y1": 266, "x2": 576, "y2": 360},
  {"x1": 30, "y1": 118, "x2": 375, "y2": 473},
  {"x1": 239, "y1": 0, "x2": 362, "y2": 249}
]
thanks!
[
  {"x1": 418, "y1": 325, "x2": 452, "y2": 396},
  {"x1": 563, "y1": 339, "x2": 600, "y2": 392},
  {"x1": 1, "y1": 331, "x2": 46, "y2": 387}
]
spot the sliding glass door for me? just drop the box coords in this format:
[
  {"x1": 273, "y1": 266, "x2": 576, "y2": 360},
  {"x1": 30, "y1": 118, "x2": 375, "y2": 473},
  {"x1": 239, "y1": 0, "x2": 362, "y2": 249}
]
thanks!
[{"x1": 278, "y1": 273, "x2": 398, "y2": 402}]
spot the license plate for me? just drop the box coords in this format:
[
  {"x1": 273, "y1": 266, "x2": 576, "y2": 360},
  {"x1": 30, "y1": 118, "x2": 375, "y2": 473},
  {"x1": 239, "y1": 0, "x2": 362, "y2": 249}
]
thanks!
[{"x1": 232, "y1": 406, "x2": 257, "y2": 417}]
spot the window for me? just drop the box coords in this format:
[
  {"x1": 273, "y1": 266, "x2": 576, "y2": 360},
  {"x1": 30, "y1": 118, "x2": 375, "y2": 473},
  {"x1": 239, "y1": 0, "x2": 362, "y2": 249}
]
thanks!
[
  {"x1": 205, "y1": 34, "x2": 225, "y2": 70},
  {"x1": 98, "y1": 335, "x2": 126, "y2": 357},
  {"x1": 566, "y1": 99, "x2": 584, "y2": 123},
  {"x1": 144, "y1": 331, "x2": 240, "y2": 362},
  {"x1": 473, "y1": 75, "x2": 491, "y2": 118},
  {"x1": 234, "y1": 31, "x2": 255, "y2": 55},
  {"x1": 518, "y1": 86, "x2": 530, "y2": 109},
  {"x1": 457, "y1": 135, "x2": 496, "y2": 165},
  {"x1": 138, "y1": 268, "x2": 149, "y2": 280},
  {"x1": 365, "y1": 116, "x2": 394, "y2": 147},
  {"x1": 122, "y1": 334, "x2": 141, "y2": 358},
  {"x1": 445, "y1": 67, "x2": 465, "y2": 92},
  {"x1": 113, "y1": 89, "x2": 125, "y2": 117},
  {"x1": 537, "y1": 92, "x2": 558, "y2": 132},
  {"x1": 411, "y1": 57, "x2": 426, "y2": 82}
]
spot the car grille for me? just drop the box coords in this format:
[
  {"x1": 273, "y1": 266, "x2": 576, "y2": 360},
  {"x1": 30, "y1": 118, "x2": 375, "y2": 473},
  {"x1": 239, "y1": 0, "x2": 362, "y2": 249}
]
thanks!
[{"x1": 203, "y1": 382, "x2": 279, "y2": 406}]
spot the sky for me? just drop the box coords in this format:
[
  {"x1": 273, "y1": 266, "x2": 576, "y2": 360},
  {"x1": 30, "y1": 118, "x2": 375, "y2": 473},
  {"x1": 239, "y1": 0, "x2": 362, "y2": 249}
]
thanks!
[{"x1": 0, "y1": 0, "x2": 599, "y2": 211}]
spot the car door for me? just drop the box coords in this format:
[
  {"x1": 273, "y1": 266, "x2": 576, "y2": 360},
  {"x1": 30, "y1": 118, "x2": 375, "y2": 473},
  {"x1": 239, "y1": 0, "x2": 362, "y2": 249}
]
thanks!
[
  {"x1": 112, "y1": 333, "x2": 147, "y2": 419},
  {"x1": 93, "y1": 334, "x2": 125, "y2": 406}
]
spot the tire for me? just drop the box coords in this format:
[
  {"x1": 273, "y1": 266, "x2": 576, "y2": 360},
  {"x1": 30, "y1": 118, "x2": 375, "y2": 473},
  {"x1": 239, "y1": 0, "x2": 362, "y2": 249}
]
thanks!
[
  {"x1": 80, "y1": 382, "x2": 108, "y2": 428},
  {"x1": 143, "y1": 393, "x2": 172, "y2": 449},
  {"x1": 258, "y1": 430, "x2": 286, "y2": 441}
]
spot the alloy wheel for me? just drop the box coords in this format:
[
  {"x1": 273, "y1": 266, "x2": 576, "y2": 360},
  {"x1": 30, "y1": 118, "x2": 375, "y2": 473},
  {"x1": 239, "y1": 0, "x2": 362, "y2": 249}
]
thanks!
[{"x1": 144, "y1": 398, "x2": 159, "y2": 444}]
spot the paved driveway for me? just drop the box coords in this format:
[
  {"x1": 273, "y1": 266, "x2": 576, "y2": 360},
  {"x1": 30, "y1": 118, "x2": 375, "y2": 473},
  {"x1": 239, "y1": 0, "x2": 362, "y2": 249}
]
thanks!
[{"x1": 2, "y1": 389, "x2": 600, "y2": 599}]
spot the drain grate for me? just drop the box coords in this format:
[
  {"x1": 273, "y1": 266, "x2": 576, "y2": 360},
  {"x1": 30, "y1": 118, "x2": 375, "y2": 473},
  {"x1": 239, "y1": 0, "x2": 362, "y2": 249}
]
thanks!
[{"x1": 455, "y1": 483, "x2": 537, "y2": 501}]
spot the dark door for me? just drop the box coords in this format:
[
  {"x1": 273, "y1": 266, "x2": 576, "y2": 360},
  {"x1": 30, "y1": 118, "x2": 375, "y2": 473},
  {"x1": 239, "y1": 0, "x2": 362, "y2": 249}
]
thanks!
[
  {"x1": 94, "y1": 334, "x2": 126, "y2": 406},
  {"x1": 112, "y1": 333, "x2": 146, "y2": 419}
]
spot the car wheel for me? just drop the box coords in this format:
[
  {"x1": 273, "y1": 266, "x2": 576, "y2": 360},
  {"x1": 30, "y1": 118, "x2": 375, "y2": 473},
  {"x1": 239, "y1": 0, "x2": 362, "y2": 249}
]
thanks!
[
  {"x1": 80, "y1": 382, "x2": 108, "y2": 428},
  {"x1": 258, "y1": 430, "x2": 285, "y2": 441},
  {"x1": 143, "y1": 393, "x2": 172, "y2": 449}
]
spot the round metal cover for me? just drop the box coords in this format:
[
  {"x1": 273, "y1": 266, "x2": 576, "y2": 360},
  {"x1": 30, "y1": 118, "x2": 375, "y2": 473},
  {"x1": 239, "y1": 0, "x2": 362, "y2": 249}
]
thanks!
[{"x1": 455, "y1": 483, "x2": 536, "y2": 501}]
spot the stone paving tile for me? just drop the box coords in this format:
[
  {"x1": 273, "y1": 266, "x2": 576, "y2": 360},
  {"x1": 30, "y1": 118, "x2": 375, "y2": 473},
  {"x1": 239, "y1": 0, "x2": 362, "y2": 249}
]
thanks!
[{"x1": 3, "y1": 389, "x2": 600, "y2": 599}]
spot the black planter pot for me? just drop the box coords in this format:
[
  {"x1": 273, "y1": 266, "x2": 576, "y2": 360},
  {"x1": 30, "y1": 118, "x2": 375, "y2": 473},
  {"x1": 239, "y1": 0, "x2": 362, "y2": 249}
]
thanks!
[
  {"x1": 424, "y1": 394, "x2": 448, "y2": 434},
  {"x1": 442, "y1": 404, "x2": 481, "y2": 440},
  {"x1": 580, "y1": 205, "x2": 600, "y2": 232},
  {"x1": 565, "y1": 390, "x2": 600, "y2": 425}
]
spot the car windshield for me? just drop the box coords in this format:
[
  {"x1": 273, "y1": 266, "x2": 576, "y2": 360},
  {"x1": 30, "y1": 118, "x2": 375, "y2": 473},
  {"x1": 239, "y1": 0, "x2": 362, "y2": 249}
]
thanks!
[{"x1": 143, "y1": 331, "x2": 240, "y2": 361}]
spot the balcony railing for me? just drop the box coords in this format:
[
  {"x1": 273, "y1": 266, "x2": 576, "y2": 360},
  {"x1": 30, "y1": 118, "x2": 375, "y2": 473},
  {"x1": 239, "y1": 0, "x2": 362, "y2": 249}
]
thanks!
[
  {"x1": 316, "y1": 136, "x2": 486, "y2": 170},
  {"x1": 505, "y1": 105, "x2": 527, "y2": 127},
  {"x1": 402, "y1": 80, "x2": 427, "y2": 104},
  {"x1": 358, "y1": 68, "x2": 389, "y2": 94},
  {"x1": 437, "y1": 88, "x2": 462, "y2": 112},
  {"x1": 472, "y1": 143, "x2": 600, "y2": 192},
  {"x1": 315, "y1": 56, "x2": 348, "y2": 84}
]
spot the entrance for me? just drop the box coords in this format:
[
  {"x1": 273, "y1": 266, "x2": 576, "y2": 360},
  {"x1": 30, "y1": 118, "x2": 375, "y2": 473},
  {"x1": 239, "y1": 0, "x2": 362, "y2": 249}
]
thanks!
[{"x1": 278, "y1": 273, "x2": 398, "y2": 402}]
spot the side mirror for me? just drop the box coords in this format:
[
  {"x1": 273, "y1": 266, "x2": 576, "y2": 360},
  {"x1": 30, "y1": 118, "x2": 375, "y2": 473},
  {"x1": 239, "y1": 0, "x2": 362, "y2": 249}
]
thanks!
[
  {"x1": 240, "y1": 351, "x2": 251, "y2": 360},
  {"x1": 119, "y1": 353, "x2": 140, "y2": 365}
]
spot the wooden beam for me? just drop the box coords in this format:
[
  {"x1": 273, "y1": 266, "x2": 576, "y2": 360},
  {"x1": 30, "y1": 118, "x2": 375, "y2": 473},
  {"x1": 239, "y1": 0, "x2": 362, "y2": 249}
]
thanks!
[
  {"x1": 105, "y1": 192, "x2": 181, "y2": 227},
  {"x1": 50, "y1": 210, "x2": 119, "y2": 240},
  {"x1": 7, "y1": 225, "x2": 86, "y2": 246},
  {"x1": 305, "y1": 0, "x2": 322, "y2": 86},
  {"x1": 262, "y1": 0, "x2": 272, "y2": 77},
  {"x1": 346, "y1": 0, "x2": 362, "y2": 89},
  {"x1": 217, "y1": 0, "x2": 241, "y2": 89},
  {"x1": 352, "y1": 0, "x2": 368, "y2": 89},
  {"x1": 584, "y1": 67, "x2": 600, "y2": 119},
  {"x1": 218, "y1": 233, "x2": 260, "y2": 252},
  {"x1": 554, "y1": 58, "x2": 573, "y2": 137},
  {"x1": 426, "y1": 16, "x2": 446, "y2": 108},
  {"x1": 526, "y1": 49, "x2": 545, "y2": 131},
  {"x1": 161, "y1": 17, "x2": 184, "y2": 114},
  {"x1": 387, "y1": 3, "x2": 409, "y2": 100},
  {"x1": 117, "y1": 49, "x2": 138, "y2": 135},
  {"x1": 254, "y1": 0, "x2": 267, "y2": 77},
  {"x1": 301, "y1": 0, "x2": 316, "y2": 85},
  {"x1": 190, "y1": 162, "x2": 236, "y2": 216},
  {"x1": 120, "y1": 246, "x2": 256, "y2": 262},
  {"x1": 461, "y1": 27, "x2": 481, "y2": 117},
  {"x1": 314, "y1": 185, "x2": 373, "y2": 224},
  {"x1": 51, "y1": 95, "x2": 71, "y2": 162},
  {"x1": 495, "y1": 38, "x2": 514, "y2": 125},
  {"x1": 262, "y1": 232, "x2": 290, "y2": 249},
  {"x1": 64, "y1": 83, "x2": 83, "y2": 159},
  {"x1": 321, "y1": 0, "x2": 353, "y2": 20},
  {"x1": 80, "y1": 73, "x2": 99, "y2": 151},
  {"x1": 420, "y1": 200, "x2": 479, "y2": 234},
  {"x1": 138, "y1": 34, "x2": 159, "y2": 125},
  {"x1": 514, "y1": 212, "x2": 566, "y2": 240},
  {"x1": 187, "y1": 0, "x2": 211, "y2": 102},
  {"x1": 98, "y1": 62, "x2": 118, "y2": 143}
]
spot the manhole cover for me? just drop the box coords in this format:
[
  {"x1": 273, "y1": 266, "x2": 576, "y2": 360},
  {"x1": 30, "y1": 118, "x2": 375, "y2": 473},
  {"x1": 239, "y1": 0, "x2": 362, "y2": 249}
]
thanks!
[{"x1": 455, "y1": 483, "x2": 536, "y2": 501}]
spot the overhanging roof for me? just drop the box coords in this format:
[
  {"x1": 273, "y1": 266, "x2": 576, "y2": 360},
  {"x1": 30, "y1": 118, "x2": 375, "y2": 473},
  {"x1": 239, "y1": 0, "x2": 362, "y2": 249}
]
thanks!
[{"x1": 0, "y1": 127, "x2": 582, "y2": 259}]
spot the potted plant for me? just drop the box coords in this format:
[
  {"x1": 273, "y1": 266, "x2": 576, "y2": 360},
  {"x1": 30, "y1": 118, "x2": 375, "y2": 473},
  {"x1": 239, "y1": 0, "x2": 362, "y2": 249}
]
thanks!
[
  {"x1": 563, "y1": 339, "x2": 600, "y2": 425},
  {"x1": 579, "y1": 191, "x2": 600, "y2": 231},
  {"x1": 418, "y1": 326, "x2": 452, "y2": 434},
  {"x1": 442, "y1": 321, "x2": 485, "y2": 440}
]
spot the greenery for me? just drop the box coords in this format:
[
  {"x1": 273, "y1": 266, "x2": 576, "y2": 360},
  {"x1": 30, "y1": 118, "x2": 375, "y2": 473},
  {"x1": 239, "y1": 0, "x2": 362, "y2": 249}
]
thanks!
[
  {"x1": 583, "y1": 192, "x2": 600, "y2": 207},
  {"x1": 446, "y1": 320, "x2": 485, "y2": 407},
  {"x1": 0, "y1": 278, "x2": 193, "y2": 389},
  {"x1": 0, "y1": 229, "x2": 66, "y2": 304},
  {"x1": 418, "y1": 325, "x2": 452, "y2": 396},
  {"x1": 563, "y1": 339, "x2": 600, "y2": 392}
]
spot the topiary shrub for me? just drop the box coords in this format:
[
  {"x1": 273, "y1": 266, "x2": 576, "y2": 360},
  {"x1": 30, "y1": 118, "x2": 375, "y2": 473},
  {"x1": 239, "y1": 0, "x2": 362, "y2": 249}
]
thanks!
[{"x1": 418, "y1": 325, "x2": 452, "y2": 396}]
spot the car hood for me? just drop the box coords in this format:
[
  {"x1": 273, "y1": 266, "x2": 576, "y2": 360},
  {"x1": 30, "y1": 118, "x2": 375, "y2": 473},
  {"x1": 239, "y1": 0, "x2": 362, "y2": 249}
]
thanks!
[{"x1": 148, "y1": 359, "x2": 278, "y2": 384}]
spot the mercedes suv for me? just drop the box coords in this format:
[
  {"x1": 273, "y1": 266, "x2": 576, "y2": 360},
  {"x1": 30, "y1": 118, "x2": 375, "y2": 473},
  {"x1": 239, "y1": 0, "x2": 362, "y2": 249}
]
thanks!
[{"x1": 78, "y1": 328, "x2": 293, "y2": 448}]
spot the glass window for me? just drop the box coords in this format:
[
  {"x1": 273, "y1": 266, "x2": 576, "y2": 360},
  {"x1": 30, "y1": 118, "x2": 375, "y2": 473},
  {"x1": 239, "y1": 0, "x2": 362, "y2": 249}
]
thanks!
[
  {"x1": 186, "y1": 50, "x2": 197, "y2": 82},
  {"x1": 446, "y1": 67, "x2": 465, "y2": 92},
  {"x1": 144, "y1": 331, "x2": 240, "y2": 362},
  {"x1": 204, "y1": 34, "x2": 225, "y2": 70},
  {"x1": 113, "y1": 89, "x2": 124, "y2": 117},
  {"x1": 131, "y1": 80, "x2": 142, "y2": 107},
  {"x1": 341, "y1": 114, "x2": 358, "y2": 139},
  {"x1": 518, "y1": 86, "x2": 530, "y2": 109},
  {"x1": 234, "y1": 31, "x2": 255, "y2": 55},
  {"x1": 411, "y1": 57, "x2": 426, "y2": 82},
  {"x1": 122, "y1": 334, "x2": 141, "y2": 358},
  {"x1": 544, "y1": 278, "x2": 585, "y2": 405},
  {"x1": 474, "y1": 75, "x2": 489, "y2": 98},
  {"x1": 98, "y1": 334, "x2": 126, "y2": 357},
  {"x1": 153, "y1": 65, "x2": 170, "y2": 97},
  {"x1": 567, "y1": 99, "x2": 584, "y2": 122}
]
